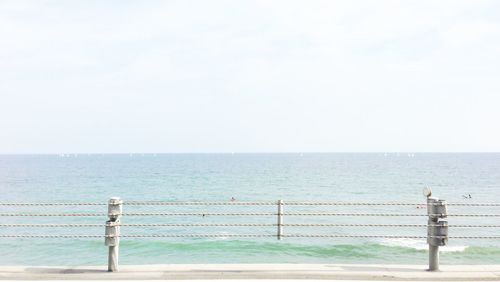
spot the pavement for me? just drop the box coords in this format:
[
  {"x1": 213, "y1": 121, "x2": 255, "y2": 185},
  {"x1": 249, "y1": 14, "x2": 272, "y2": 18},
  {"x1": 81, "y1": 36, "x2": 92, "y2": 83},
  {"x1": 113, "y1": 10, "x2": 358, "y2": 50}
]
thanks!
[{"x1": 2, "y1": 264, "x2": 500, "y2": 281}]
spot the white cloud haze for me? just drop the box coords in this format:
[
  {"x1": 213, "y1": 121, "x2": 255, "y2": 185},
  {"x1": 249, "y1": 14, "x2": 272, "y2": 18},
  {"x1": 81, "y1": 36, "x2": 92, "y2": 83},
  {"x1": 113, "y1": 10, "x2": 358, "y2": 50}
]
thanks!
[{"x1": 1, "y1": 0, "x2": 499, "y2": 153}]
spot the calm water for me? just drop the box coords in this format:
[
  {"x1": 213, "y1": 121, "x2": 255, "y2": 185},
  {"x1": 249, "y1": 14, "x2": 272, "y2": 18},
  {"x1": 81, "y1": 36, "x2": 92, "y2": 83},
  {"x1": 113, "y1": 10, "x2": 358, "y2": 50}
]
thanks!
[{"x1": 0, "y1": 153, "x2": 499, "y2": 265}]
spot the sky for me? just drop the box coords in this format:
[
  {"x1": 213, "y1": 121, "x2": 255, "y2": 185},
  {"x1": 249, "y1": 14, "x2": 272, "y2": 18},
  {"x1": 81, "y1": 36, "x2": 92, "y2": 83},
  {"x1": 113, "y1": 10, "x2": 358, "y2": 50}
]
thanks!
[{"x1": 1, "y1": 0, "x2": 499, "y2": 153}]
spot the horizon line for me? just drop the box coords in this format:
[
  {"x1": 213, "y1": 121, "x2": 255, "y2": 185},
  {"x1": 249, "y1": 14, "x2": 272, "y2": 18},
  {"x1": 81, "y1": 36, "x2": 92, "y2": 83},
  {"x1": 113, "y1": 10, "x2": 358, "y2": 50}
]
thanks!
[{"x1": 1, "y1": 152, "x2": 499, "y2": 155}]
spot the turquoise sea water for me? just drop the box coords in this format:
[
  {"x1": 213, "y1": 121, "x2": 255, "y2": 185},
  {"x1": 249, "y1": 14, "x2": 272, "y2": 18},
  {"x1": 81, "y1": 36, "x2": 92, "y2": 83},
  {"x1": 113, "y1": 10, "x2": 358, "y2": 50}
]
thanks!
[{"x1": 0, "y1": 153, "x2": 499, "y2": 265}]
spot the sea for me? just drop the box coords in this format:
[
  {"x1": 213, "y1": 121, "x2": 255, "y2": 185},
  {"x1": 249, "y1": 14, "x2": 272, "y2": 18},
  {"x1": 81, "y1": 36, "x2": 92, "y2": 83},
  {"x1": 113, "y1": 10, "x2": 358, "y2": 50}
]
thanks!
[{"x1": 0, "y1": 153, "x2": 499, "y2": 266}]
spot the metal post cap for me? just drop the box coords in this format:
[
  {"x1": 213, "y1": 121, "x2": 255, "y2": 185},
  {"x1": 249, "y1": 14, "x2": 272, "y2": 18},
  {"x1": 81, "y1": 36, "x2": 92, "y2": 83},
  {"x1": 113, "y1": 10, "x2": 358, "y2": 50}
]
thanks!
[{"x1": 109, "y1": 197, "x2": 122, "y2": 204}]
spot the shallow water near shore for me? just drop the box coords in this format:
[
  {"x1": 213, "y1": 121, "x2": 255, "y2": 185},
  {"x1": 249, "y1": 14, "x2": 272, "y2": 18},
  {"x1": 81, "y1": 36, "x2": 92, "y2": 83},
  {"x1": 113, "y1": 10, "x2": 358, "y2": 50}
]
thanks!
[{"x1": 0, "y1": 153, "x2": 499, "y2": 265}]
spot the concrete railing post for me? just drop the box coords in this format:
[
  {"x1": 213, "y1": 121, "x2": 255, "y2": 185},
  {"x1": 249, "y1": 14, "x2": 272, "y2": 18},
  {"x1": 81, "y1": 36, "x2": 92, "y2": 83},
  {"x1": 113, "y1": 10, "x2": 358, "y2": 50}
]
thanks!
[
  {"x1": 426, "y1": 195, "x2": 448, "y2": 271},
  {"x1": 277, "y1": 200, "x2": 283, "y2": 240},
  {"x1": 105, "y1": 197, "x2": 122, "y2": 272}
]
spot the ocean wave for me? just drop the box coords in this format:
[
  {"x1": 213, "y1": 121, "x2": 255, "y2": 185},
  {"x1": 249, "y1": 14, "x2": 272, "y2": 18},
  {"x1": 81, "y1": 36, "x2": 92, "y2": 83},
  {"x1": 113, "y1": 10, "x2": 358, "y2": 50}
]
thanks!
[
  {"x1": 379, "y1": 238, "x2": 468, "y2": 252},
  {"x1": 4, "y1": 238, "x2": 500, "y2": 265}
]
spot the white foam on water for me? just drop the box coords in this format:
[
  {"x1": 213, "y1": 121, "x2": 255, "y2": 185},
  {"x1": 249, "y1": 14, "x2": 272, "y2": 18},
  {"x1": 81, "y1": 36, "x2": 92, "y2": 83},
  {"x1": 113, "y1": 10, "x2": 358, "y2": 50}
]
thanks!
[
  {"x1": 379, "y1": 238, "x2": 468, "y2": 252},
  {"x1": 441, "y1": 245, "x2": 469, "y2": 252},
  {"x1": 380, "y1": 238, "x2": 428, "y2": 250}
]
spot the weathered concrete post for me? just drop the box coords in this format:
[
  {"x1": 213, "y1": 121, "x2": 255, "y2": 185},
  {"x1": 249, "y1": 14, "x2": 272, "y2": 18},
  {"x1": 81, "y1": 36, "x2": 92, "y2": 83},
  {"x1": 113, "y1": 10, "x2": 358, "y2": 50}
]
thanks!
[
  {"x1": 277, "y1": 200, "x2": 283, "y2": 240},
  {"x1": 105, "y1": 197, "x2": 122, "y2": 272},
  {"x1": 426, "y1": 194, "x2": 448, "y2": 271}
]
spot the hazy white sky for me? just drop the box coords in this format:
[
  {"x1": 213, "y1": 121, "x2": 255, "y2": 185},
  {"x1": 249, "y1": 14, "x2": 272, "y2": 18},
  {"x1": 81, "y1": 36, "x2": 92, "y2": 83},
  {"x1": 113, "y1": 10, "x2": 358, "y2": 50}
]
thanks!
[{"x1": 1, "y1": 0, "x2": 499, "y2": 153}]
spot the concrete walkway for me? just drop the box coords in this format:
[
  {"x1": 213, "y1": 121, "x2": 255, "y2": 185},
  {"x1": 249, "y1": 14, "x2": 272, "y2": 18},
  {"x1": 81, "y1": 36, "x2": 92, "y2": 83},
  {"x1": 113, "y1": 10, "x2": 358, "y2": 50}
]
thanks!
[{"x1": 1, "y1": 264, "x2": 500, "y2": 280}]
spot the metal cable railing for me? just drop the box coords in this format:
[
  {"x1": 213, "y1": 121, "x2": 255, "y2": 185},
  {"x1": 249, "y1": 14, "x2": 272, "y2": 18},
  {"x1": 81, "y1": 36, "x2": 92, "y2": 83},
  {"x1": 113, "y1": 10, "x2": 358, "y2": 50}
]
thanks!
[
  {"x1": 0, "y1": 203, "x2": 107, "y2": 206},
  {"x1": 2, "y1": 201, "x2": 500, "y2": 206},
  {"x1": 2, "y1": 212, "x2": 499, "y2": 217},
  {"x1": 1, "y1": 195, "x2": 500, "y2": 271},
  {"x1": 2, "y1": 233, "x2": 498, "y2": 239},
  {"x1": 2, "y1": 223, "x2": 500, "y2": 227}
]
